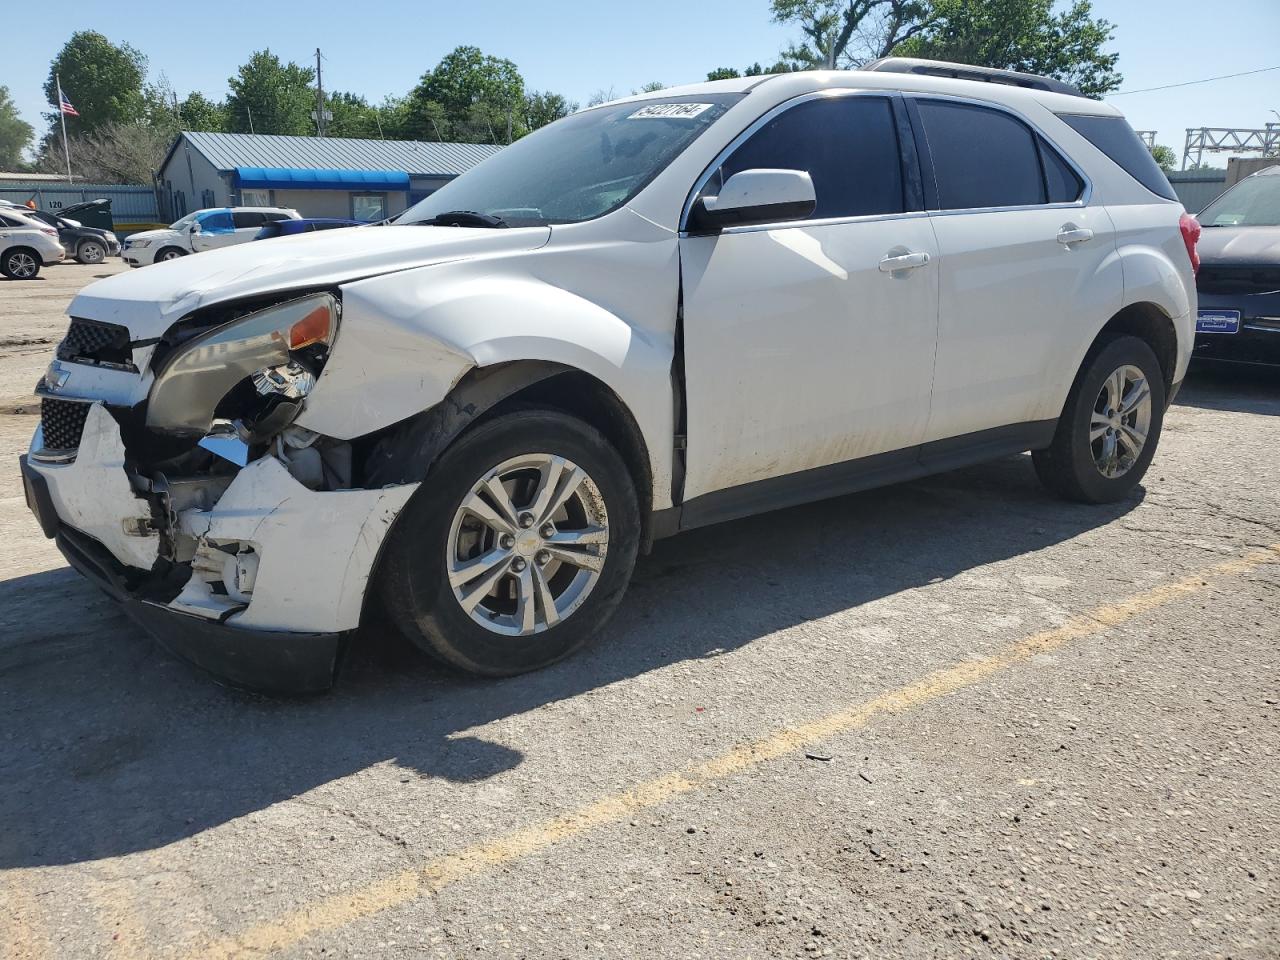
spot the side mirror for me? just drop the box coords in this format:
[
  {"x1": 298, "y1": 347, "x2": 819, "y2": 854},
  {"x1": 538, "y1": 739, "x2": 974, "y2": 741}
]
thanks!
[
  {"x1": 689, "y1": 168, "x2": 816, "y2": 233},
  {"x1": 190, "y1": 222, "x2": 201, "y2": 234}
]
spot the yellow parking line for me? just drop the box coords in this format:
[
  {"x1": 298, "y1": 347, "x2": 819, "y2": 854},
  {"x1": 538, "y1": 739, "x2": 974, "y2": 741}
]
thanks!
[{"x1": 192, "y1": 545, "x2": 1280, "y2": 960}]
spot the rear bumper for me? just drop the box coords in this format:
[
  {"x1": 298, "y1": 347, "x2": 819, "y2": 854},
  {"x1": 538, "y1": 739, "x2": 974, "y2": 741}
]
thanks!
[{"x1": 22, "y1": 454, "x2": 343, "y2": 695}]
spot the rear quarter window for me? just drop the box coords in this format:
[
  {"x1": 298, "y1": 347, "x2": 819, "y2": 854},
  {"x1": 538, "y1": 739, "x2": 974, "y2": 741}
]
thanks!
[{"x1": 1058, "y1": 114, "x2": 1177, "y2": 201}]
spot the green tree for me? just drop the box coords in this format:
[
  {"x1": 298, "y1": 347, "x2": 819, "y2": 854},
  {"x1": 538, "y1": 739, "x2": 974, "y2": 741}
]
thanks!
[
  {"x1": 0, "y1": 86, "x2": 34, "y2": 168},
  {"x1": 524, "y1": 91, "x2": 576, "y2": 131},
  {"x1": 898, "y1": 0, "x2": 1121, "y2": 96},
  {"x1": 42, "y1": 31, "x2": 148, "y2": 136},
  {"x1": 226, "y1": 50, "x2": 316, "y2": 136},
  {"x1": 325, "y1": 92, "x2": 382, "y2": 138},
  {"x1": 771, "y1": 0, "x2": 933, "y2": 68},
  {"x1": 178, "y1": 92, "x2": 229, "y2": 133},
  {"x1": 708, "y1": 61, "x2": 799, "y2": 81},
  {"x1": 1151, "y1": 144, "x2": 1177, "y2": 172},
  {"x1": 407, "y1": 46, "x2": 525, "y2": 143}
]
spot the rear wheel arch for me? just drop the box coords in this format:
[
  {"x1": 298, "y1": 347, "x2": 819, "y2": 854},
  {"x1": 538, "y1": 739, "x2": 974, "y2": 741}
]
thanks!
[{"x1": 1083, "y1": 302, "x2": 1179, "y2": 400}]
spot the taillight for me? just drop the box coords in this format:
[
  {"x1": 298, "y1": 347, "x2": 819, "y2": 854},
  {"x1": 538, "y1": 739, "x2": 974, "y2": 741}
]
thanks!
[{"x1": 1179, "y1": 212, "x2": 1201, "y2": 277}]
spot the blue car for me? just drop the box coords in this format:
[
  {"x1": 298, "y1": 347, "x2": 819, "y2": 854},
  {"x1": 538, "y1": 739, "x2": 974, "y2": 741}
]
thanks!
[{"x1": 254, "y1": 218, "x2": 365, "y2": 240}]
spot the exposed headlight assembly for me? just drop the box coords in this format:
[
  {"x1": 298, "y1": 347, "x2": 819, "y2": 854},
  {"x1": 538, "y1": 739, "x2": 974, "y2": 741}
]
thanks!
[
  {"x1": 129, "y1": 239, "x2": 152, "y2": 248},
  {"x1": 147, "y1": 292, "x2": 338, "y2": 436}
]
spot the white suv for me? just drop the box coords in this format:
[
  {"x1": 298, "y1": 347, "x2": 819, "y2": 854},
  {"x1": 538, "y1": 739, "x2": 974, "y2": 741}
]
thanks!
[
  {"x1": 22, "y1": 60, "x2": 1198, "y2": 692},
  {"x1": 0, "y1": 209, "x2": 66, "y2": 279},
  {"x1": 121, "y1": 207, "x2": 301, "y2": 266}
]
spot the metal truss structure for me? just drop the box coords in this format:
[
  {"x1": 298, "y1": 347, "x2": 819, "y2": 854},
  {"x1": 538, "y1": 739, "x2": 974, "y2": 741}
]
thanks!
[{"x1": 1183, "y1": 124, "x2": 1280, "y2": 169}]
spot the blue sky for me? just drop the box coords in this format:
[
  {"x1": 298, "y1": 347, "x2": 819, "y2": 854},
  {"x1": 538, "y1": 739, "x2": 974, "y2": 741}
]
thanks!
[{"x1": 4, "y1": 0, "x2": 1278, "y2": 164}]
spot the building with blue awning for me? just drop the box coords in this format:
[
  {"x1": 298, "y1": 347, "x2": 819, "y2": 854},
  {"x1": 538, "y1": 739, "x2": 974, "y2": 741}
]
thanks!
[{"x1": 157, "y1": 132, "x2": 502, "y2": 223}]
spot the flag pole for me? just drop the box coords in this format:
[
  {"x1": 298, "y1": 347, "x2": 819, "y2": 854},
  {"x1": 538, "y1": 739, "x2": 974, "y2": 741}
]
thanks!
[{"x1": 56, "y1": 73, "x2": 72, "y2": 184}]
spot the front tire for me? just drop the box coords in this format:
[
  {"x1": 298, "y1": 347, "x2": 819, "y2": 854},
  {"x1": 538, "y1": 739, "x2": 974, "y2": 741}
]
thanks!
[
  {"x1": 1033, "y1": 335, "x2": 1166, "y2": 503},
  {"x1": 378, "y1": 408, "x2": 640, "y2": 676},
  {"x1": 76, "y1": 239, "x2": 106, "y2": 264},
  {"x1": 154, "y1": 246, "x2": 186, "y2": 263},
  {"x1": 1, "y1": 248, "x2": 40, "y2": 279}
]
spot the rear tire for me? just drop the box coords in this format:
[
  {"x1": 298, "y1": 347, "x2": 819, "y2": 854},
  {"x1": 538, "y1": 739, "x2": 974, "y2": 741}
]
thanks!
[
  {"x1": 1, "y1": 248, "x2": 40, "y2": 279},
  {"x1": 378, "y1": 408, "x2": 640, "y2": 677},
  {"x1": 1033, "y1": 335, "x2": 1166, "y2": 503}
]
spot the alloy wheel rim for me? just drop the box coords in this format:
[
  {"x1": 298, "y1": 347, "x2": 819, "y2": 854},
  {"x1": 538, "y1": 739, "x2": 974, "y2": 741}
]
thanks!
[
  {"x1": 1091, "y1": 364, "x2": 1151, "y2": 478},
  {"x1": 161, "y1": 250, "x2": 180, "y2": 260},
  {"x1": 446, "y1": 453, "x2": 609, "y2": 637},
  {"x1": 82, "y1": 243, "x2": 103, "y2": 263},
  {"x1": 10, "y1": 253, "x2": 36, "y2": 278}
]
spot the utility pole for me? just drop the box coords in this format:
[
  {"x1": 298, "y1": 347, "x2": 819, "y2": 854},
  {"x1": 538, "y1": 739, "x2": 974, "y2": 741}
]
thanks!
[
  {"x1": 173, "y1": 90, "x2": 182, "y2": 127},
  {"x1": 313, "y1": 47, "x2": 329, "y2": 136},
  {"x1": 246, "y1": 104, "x2": 255, "y2": 134}
]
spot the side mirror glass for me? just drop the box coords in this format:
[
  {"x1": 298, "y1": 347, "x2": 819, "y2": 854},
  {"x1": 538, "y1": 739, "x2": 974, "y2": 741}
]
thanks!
[{"x1": 689, "y1": 168, "x2": 816, "y2": 233}]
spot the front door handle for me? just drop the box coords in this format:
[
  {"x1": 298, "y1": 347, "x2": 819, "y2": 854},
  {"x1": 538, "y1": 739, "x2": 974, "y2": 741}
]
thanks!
[
  {"x1": 1057, "y1": 226, "x2": 1094, "y2": 245},
  {"x1": 879, "y1": 251, "x2": 930, "y2": 273}
]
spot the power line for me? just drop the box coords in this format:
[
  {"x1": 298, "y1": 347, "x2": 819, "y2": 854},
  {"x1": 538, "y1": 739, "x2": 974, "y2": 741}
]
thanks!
[{"x1": 1109, "y1": 64, "x2": 1280, "y2": 97}]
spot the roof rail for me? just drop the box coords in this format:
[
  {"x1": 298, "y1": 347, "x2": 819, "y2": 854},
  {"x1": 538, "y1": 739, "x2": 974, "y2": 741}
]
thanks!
[{"x1": 862, "y1": 57, "x2": 1087, "y2": 99}]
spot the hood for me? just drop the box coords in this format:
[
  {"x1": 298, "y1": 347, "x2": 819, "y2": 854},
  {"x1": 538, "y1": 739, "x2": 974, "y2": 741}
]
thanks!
[
  {"x1": 126, "y1": 227, "x2": 180, "y2": 243},
  {"x1": 71, "y1": 224, "x2": 551, "y2": 337},
  {"x1": 1197, "y1": 225, "x2": 1280, "y2": 266}
]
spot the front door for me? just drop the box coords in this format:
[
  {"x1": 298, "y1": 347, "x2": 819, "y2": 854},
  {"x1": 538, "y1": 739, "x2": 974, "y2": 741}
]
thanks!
[
  {"x1": 189, "y1": 210, "x2": 236, "y2": 252},
  {"x1": 680, "y1": 93, "x2": 940, "y2": 514}
]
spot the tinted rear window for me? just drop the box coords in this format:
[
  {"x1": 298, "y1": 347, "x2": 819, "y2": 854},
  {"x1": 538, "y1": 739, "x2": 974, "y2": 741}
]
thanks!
[
  {"x1": 916, "y1": 100, "x2": 1045, "y2": 209},
  {"x1": 1058, "y1": 114, "x2": 1176, "y2": 201},
  {"x1": 1039, "y1": 138, "x2": 1084, "y2": 203}
]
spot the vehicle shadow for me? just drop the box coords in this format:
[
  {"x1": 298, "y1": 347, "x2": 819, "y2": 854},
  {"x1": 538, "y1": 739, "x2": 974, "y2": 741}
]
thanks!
[
  {"x1": 0, "y1": 455, "x2": 1140, "y2": 868},
  {"x1": 1177, "y1": 362, "x2": 1280, "y2": 416}
]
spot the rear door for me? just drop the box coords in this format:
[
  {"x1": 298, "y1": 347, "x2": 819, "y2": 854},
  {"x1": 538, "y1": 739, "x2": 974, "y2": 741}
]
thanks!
[
  {"x1": 230, "y1": 210, "x2": 268, "y2": 245},
  {"x1": 680, "y1": 92, "x2": 940, "y2": 511},
  {"x1": 908, "y1": 97, "x2": 1121, "y2": 444}
]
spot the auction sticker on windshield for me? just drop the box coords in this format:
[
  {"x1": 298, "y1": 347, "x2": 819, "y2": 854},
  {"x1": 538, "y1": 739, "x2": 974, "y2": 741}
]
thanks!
[{"x1": 628, "y1": 103, "x2": 714, "y2": 120}]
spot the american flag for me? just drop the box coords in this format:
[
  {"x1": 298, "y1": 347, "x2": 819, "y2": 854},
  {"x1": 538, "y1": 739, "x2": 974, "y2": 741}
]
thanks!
[{"x1": 59, "y1": 91, "x2": 79, "y2": 117}]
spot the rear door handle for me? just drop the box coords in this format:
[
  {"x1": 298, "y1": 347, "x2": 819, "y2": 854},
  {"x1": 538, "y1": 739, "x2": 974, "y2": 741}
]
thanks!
[
  {"x1": 879, "y1": 251, "x2": 930, "y2": 273},
  {"x1": 1057, "y1": 226, "x2": 1094, "y2": 245}
]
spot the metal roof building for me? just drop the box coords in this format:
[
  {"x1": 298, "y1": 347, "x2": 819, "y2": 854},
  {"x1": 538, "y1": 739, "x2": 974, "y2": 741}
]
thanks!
[{"x1": 158, "y1": 131, "x2": 501, "y2": 223}]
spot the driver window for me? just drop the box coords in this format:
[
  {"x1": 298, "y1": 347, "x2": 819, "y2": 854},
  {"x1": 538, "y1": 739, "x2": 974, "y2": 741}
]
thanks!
[{"x1": 712, "y1": 96, "x2": 906, "y2": 221}]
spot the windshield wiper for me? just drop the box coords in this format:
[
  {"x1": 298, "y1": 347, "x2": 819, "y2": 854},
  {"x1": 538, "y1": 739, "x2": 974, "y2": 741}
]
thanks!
[{"x1": 417, "y1": 210, "x2": 509, "y2": 229}]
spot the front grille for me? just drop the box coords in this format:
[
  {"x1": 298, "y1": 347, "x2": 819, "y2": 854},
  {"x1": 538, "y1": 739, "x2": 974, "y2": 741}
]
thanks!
[
  {"x1": 41, "y1": 398, "x2": 91, "y2": 451},
  {"x1": 1197, "y1": 266, "x2": 1280, "y2": 296},
  {"x1": 56, "y1": 318, "x2": 133, "y2": 368}
]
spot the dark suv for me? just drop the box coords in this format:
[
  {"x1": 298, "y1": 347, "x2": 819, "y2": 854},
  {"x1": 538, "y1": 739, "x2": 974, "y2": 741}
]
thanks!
[
  {"x1": 24, "y1": 208, "x2": 120, "y2": 265},
  {"x1": 1193, "y1": 165, "x2": 1280, "y2": 367}
]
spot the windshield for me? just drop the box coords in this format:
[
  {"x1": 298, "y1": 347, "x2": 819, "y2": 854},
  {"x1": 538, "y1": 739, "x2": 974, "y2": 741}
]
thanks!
[
  {"x1": 169, "y1": 213, "x2": 197, "y2": 230},
  {"x1": 1199, "y1": 174, "x2": 1280, "y2": 227},
  {"x1": 398, "y1": 95, "x2": 741, "y2": 227}
]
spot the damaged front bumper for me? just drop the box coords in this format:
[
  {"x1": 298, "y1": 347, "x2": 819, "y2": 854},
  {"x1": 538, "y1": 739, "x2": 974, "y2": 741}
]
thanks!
[{"x1": 21, "y1": 403, "x2": 417, "y2": 694}]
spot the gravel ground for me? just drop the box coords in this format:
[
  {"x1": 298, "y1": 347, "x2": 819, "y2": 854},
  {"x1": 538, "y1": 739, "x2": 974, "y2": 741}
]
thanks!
[{"x1": 1, "y1": 263, "x2": 1277, "y2": 960}]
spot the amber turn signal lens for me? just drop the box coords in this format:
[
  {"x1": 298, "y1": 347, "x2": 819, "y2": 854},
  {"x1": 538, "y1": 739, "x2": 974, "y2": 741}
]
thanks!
[{"x1": 289, "y1": 304, "x2": 332, "y2": 350}]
